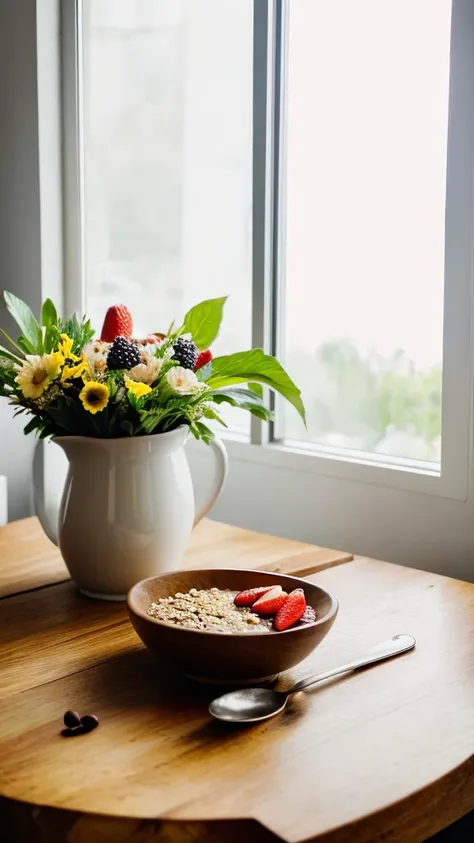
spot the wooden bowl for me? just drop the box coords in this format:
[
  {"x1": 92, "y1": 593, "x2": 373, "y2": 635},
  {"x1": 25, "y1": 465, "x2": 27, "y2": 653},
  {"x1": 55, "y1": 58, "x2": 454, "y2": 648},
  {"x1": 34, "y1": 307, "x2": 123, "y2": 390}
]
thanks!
[{"x1": 127, "y1": 569, "x2": 338, "y2": 684}]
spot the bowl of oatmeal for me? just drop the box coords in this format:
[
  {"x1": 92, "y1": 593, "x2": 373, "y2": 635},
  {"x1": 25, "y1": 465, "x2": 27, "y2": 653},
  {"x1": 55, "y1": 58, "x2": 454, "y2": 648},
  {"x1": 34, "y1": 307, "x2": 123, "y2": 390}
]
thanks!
[{"x1": 127, "y1": 569, "x2": 338, "y2": 684}]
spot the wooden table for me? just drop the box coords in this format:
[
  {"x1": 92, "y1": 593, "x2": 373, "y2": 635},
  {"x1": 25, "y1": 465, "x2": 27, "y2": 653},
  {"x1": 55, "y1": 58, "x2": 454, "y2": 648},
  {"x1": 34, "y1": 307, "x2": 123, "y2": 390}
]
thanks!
[{"x1": 1, "y1": 518, "x2": 474, "y2": 843}]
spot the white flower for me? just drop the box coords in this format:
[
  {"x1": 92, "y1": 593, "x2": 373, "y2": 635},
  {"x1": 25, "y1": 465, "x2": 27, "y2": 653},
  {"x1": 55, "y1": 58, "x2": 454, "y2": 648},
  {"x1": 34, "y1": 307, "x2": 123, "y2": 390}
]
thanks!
[
  {"x1": 128, "y1": 355, "x2": 162, "y2": 385},
  {"x1": 82, "y1": 340, "x2": 109, "y2": 375},
  {"x1": 166, "y1": 366, "x2": 201, "y2": 394}
]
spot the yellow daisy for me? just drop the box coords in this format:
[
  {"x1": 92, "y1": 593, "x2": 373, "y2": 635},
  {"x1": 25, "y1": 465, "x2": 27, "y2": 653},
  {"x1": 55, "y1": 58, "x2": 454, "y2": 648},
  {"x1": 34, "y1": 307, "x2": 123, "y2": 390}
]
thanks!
[
  {"x1": 124, "y1": 376, "x2": 152, "y2": 399},
  {"x1": 58, "y1": 333, "x2": 81, "y2": 362},
  {"x1": 79, "y1": 381, "x2": 109, "y2": 414},
  {"x1": 61, "y1": 358, "x2": 90, "y2": 383},
  {"x1": 15, "y1": 352, "x2": 63, "y2": 399}
]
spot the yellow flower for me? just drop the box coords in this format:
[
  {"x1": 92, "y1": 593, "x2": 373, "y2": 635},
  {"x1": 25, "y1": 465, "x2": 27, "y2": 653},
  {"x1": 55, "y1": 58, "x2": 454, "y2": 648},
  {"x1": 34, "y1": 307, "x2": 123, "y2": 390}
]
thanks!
[
  {"x1": 58, "y1": 333, "x2": 81, "y2": 362},
  {"x1": 15, "y1": 352, "x2": 63, "y2": 399},
  {"x1": 124, "y1": 375, "x2": 152, "y2": 399},
  {"x1": 79, "y1": 381, "x2": 109, "y2": 414},
  {"x1": 61, "y1": 358, "x2": 90, "y2": 383}
]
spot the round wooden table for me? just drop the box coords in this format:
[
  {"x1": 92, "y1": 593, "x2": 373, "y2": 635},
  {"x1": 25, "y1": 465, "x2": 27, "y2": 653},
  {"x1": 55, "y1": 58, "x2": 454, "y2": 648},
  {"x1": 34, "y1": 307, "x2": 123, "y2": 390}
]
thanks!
[{"x1": 1, "y1": 518, "x2": 474, "y2": 843}]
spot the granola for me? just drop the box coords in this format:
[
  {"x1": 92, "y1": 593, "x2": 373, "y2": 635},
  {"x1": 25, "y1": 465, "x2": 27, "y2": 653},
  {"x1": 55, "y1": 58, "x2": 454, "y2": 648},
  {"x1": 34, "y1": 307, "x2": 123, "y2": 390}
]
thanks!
[{"x1": 147, "y1": 587, "x2": 273, "y2": 634}]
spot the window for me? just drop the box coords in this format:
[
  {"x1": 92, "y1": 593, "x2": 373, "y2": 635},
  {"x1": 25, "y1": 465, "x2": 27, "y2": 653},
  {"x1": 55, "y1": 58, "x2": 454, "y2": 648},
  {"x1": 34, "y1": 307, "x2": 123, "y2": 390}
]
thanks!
[
  {"x1": 280, "y1": 0, "x2": 450, "y2": 467},
  {"x1": 63, "y1": 0, "x2": 474, "y2": 506},
  {"x1": 78, "y1": 0, "x2": 253, "y2": 432}
]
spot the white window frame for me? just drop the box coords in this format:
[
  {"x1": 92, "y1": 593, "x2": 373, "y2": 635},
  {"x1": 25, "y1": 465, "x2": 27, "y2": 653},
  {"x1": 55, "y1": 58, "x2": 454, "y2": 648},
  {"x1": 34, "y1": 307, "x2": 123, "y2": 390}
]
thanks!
[{"x1": 61, "y1": 0, "x2": 474, "y2": 503}]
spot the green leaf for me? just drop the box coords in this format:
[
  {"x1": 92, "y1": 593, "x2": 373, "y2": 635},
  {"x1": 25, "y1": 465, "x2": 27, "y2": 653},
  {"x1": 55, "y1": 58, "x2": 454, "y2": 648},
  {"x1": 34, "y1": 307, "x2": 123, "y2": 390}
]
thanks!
[
  {"x1": 44, "y1": 326, "x2": 61, "y2": 354},
  {"x1": 0, "y1": 328, "x2": 26, "y2": 357},
  {"x1": 41, "y1": 298, "x2": 58, "y2": 328},
  {"x1": 210, "y1": 387, "x2": 274, "y2": 422},
  {"x1": 0, "y1": 342, "x2": 23, "y2": 364},
  {"x1": 248, "y1": 382, "x2": 263, "y2": 398},
  {"x1": 195, "y1": 421, "x2": 215, "y2": 444},
  {"x1": 120, "y1": 420, "x2": 135, "y2": 436},
  {"x1": 181, "y1": 297, "x2": 228, "y2": 350},
  {"x1": 196, "y1": 361, "x2": 212, "y2": 382},
  {"x1": 23, "y1": 416, "x2": 41, "y2": 436},
  {"x1": 17, "y1": 336, "x2": 35, "y2": 355},
  {"x1": 202, "y1": 406, "x2": 228, "y2": 427},
  {"x1": 3, "y1": 291, "x2": 42, "y2": 353},
  {"x1": 207, "y1": 349, "x2": 306, "y2": 423}
]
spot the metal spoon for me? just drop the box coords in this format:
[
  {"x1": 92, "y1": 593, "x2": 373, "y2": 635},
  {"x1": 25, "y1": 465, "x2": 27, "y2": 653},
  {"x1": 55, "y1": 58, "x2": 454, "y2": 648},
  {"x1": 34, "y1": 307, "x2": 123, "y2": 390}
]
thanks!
[{"x1": 209, "y1": 633, "x2": 416, "y2": 723}]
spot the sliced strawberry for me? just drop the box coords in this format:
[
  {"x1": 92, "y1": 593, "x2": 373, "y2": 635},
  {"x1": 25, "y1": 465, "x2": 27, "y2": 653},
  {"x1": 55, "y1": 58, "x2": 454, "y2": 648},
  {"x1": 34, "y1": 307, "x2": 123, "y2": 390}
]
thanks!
[
  {"x1": 195, "y1": 349, "x2": 213, "y2": 371},
  {"x1": 234, "y1": 585, "x2": 274, "y2": 607},
  {"x1": 101, "y1": 305, "x2": 133, "y2": 342},
  {"x1": 273, "y1": 588, "x2": 307, "y2": 631},
  {"x1": 252, "y1": 585, "x2": 288, "y2": 616}
]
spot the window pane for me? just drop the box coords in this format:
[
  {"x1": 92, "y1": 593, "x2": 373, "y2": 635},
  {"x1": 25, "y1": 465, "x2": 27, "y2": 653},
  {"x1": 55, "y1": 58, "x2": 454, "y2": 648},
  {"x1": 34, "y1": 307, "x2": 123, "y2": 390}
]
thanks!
[
  {"x1": 281, "y1": 0, "x2": 451, "y2": 463},
  {"x1": 81, "y1": 0, "x2": 253, "y2": 433}
]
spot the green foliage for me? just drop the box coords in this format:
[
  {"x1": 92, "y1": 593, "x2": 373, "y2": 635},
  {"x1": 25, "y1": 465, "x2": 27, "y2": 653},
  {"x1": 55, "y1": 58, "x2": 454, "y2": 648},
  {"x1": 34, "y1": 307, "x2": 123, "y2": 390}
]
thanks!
[
  {"x1": 41, "y1": 298, "x2": 58, "y2": 329},
  {"x1": 180, "y1": 297, "x2": 227, "y2": 350},
  {"x1": 207, "y1": 349, "x2": 306, "y2": 423},
  {"x1": 58, "y1": 312, "x2": 95, "y2": 355},
  {"x1": 4, "y1": 291, "x2": 43, "y2": 354}
]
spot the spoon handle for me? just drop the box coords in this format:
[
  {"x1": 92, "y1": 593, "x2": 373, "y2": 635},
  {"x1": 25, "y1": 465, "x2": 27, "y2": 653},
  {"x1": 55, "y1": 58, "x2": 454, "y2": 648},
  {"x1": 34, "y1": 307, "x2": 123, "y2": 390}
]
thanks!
[{"x1": 289, "y1": 634, "x2": 416, "y2": 695}]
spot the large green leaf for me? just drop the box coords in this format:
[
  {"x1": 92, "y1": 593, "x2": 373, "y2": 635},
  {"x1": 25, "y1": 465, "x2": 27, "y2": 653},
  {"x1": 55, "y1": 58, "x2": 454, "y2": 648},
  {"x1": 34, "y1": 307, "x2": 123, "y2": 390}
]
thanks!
[
  {"x1": 207, "y1": 349, "x2": 306, "y2": 423},
  {"x1": 3, "y1": 291, "x2": 42, "y2": 353},
  {"x1": 181, "y1": 297, "x2": 227, "y2": 350},
  {"x1": 41, "y1": 298, "x2": 58, "y2": 328}
]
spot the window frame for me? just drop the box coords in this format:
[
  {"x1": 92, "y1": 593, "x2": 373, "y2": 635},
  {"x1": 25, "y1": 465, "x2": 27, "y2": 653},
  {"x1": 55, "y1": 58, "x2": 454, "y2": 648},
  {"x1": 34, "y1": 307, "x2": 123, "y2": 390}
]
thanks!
[{"x1": 61, "y1": 0, "x2": 474, "y2": 502}]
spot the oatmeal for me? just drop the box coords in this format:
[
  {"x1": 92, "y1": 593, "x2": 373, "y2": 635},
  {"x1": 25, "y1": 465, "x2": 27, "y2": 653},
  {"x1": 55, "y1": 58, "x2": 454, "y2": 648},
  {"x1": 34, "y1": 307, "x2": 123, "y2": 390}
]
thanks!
[
  {"x1": 147, "y1": 587, "x2": 273, "y2": 634},
  {"x1": 146, "y1": 585, "x2": 317, "y2": 634}
]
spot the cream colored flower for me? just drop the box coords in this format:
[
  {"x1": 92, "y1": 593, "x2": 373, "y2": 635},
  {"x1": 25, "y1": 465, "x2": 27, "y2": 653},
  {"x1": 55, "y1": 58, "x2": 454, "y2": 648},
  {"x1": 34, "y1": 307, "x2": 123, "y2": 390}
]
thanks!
[
  {"x1": 128, "y1": 355, "x2": 162, "y2": 385},
  {"x1": 15, "y1": 352, "x2": 63, "y2": 399},
  {"x1": 166, "y1": 366, "x2": 201, "y2": 395},
  {"x1": 82, "y1": 340, "x2": 109, "y2": 375}
]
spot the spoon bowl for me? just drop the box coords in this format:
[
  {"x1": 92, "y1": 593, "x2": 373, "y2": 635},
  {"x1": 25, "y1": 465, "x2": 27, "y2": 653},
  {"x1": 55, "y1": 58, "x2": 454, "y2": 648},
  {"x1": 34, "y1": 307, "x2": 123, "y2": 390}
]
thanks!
[{"x1": 209, "y1": 688, "x2": 288, "y2": 723}]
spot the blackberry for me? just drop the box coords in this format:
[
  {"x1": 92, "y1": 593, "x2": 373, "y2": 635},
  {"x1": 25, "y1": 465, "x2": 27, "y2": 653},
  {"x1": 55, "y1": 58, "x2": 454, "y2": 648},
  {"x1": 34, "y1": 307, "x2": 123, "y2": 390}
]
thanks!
[
  {"x1": 172, "y1": 337, "x2": 198, "y2": 370},
  {"x1": 107, "y1": 336, "x2": 140, "y2": 371}
]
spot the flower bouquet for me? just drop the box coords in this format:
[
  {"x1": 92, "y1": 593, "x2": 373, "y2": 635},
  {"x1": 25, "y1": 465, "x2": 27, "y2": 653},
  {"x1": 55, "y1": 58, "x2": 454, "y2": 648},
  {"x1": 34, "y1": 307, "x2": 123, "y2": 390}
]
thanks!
[
  {"x1": 0, "y1": 293, "x2": 305, "y2": 441},
  {"x1": 0, "y1": 292, "x2": 306, "y2": 597}
]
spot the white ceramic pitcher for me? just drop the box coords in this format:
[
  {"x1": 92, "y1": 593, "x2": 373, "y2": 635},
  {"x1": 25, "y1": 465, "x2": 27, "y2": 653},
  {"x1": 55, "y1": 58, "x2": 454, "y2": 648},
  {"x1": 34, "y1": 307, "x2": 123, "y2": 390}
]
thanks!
[{"x1": 33, "y1": 426, "x2": 227, "y2": 601}]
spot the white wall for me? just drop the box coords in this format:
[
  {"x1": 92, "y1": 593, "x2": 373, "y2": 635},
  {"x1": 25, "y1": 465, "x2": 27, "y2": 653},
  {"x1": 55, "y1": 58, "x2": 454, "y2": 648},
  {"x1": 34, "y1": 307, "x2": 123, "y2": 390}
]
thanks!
[
  {"x1": 0, "y1": 0, "x2": 62, "y2": 521},
  {"x1": 0, "y1": 0, "x2": 42, "y2": 521}
]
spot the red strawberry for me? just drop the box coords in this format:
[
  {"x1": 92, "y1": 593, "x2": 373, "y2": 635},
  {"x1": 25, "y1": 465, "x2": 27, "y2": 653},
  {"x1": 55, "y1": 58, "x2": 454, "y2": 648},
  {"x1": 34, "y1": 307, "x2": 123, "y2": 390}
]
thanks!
[
  {"x1": 195, "y1": 349, "x2": 213, "y2": 371},
  {"x1": 234, "y1": 586, "x2": 274, "y2": 607},
  {"x1": 101, "y1": 305, "x2": 133, "y2": 342},
  {"x1": 273, "y1": 588, "x2": 307, "y2": 631},
  {"x1": 252, "y1": 585, "x2": 288, "y2": 616}
]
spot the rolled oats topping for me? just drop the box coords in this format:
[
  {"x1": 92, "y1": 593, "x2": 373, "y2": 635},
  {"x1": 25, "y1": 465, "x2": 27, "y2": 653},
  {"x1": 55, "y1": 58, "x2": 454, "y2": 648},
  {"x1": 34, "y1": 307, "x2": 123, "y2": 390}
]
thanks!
[{"x1": 147, "y1": 587, "x2": 273, "y2": 634}]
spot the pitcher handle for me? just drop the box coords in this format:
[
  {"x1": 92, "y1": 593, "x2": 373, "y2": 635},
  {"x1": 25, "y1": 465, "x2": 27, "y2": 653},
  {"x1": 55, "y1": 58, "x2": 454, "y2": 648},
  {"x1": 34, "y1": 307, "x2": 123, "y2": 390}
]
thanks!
[
  {"x1": 193, "y1": 436, "x2": 228, "y2": 527},
  {"x1": 32, "y1": 440, "x2": 59, "y2": 546}
]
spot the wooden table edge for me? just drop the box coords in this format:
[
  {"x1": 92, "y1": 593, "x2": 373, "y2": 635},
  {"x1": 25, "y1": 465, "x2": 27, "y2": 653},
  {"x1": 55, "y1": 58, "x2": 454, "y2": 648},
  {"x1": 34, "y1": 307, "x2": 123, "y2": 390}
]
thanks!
[{"x1": 2, "y1": 750, "x2": 474, "y2": 843}]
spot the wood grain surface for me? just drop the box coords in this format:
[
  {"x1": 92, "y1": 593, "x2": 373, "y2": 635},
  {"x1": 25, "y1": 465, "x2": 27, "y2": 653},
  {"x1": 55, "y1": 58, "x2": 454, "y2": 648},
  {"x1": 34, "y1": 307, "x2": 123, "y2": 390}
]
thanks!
[
  {"x1": 0, "y1": 516, "x2": 351, "y2": 599},
  {"x1": 2, "y1": 539, "x2": 474, "y2": 843}
]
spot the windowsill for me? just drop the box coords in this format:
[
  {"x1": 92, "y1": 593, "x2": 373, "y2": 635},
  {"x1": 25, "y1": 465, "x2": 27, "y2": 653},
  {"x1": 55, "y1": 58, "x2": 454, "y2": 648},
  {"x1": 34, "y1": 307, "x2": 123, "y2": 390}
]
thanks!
[{"x1": 217, "y1": 434, "x2": 466, "y2": 502}]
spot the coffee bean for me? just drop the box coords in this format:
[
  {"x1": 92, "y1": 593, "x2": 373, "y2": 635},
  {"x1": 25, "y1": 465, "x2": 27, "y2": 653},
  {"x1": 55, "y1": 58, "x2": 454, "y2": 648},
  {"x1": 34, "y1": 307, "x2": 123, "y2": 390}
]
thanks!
[
  {"x1": 61, "y1": 726, "x2": 86, "y2": 738},
  {"x1": 80, "y1": 714, "x2": 99, "y2": 732},
  {"x1": 63, "y1": 710, "x2": 81, "y2": 729}
]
